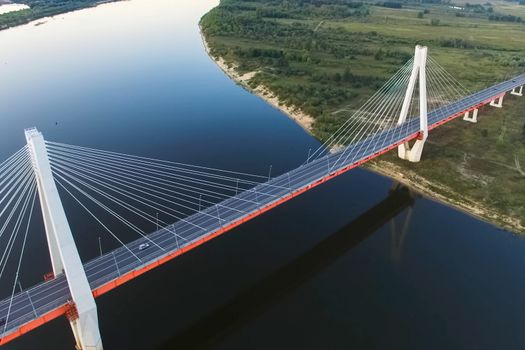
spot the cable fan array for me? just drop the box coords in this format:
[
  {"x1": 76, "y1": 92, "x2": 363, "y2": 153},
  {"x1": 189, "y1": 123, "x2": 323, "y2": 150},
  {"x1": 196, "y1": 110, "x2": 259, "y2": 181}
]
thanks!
[
  {"x1": 0, "y1": 147, "x2": 37, "y2": 334},
  {"x1": 306, "y1": 54, "x2": 470, "y2": 164},
  {"x1": 45, "y1": 142, "x2": 277, "y2": 260}
]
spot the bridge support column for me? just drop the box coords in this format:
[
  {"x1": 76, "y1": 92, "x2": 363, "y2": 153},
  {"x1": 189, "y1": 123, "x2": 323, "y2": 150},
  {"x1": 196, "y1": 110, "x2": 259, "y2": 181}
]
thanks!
[
  {"x1": 397, "y1": 136, "x2": 426, "y2": 163},
  {"x1": 25, "y1": 128, "x2": 103, "y2": 350},
  {"x1": 511, "y1": 85, "x2": 523, "y2": 97},
  {"x1": 463, "y1": 108, "x2": 478, "y2": 123},
  {"x1": 397, "y1": 45, "x2": 428, "y2": 163},
  {"x1": 490, "y1": 94, "x2": 504, "y2": 108}
]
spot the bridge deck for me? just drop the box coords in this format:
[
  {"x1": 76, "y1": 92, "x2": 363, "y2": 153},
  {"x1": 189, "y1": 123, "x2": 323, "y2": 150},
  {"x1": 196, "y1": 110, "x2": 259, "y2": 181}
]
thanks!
[{"x1": 1, "y1": 74, "x2": 524, "y2": 345}]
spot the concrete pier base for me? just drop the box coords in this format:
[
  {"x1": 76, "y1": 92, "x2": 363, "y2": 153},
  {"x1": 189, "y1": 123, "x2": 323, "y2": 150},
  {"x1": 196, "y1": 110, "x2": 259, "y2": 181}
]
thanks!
[
  {"x1": 511, "y1": 85, "x2": 523, "y2": 97},
  {"x1": 69, "y1": 307, "x2": 103, "y2": 350},
  {"x1": 463, "y1": 108, "x2": 478, "y2": 123},
  {"x1": 490, "y1": 94, "x2": 504, "y2": 108},
  {"x1": 398, "y1": 138, "x2": 426, "y2": 163}
]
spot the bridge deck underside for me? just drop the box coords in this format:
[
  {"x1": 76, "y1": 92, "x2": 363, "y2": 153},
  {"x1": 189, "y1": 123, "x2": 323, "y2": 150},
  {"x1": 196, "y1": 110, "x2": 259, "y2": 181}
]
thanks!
[{"x1": 1, "y1": 74, "x2": 524, "y2": 345}]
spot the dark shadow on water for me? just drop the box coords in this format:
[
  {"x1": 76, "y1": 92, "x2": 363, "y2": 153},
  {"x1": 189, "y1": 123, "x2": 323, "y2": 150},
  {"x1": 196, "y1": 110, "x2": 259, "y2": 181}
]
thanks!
[{"x1": 157, "y1": 183, "x2": 417, "y2": 350}]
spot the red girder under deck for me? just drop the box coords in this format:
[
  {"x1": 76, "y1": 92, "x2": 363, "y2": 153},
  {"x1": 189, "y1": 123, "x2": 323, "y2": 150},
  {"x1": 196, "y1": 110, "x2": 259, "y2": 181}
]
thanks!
[
  {"x1": 0, "y1": 93, "x2": 509, "y2": 346},
  {"x1": 0, "y1": 305, "x2": 69, "y2": 346}
]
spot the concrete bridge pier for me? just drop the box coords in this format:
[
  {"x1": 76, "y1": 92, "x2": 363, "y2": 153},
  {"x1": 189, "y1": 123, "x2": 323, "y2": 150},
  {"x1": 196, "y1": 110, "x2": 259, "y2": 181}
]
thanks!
[
  {"x1": 490, "y1": 94, "x2": 505, "y2": 108},
  {"x1": 25, "y1": 128, "x2": 103, "y2": 350},
  {"x1": 463, "y1": 108, "x2": 478, "y2": 123},
  {"x1": 511, "y1": 85, "x2": 523, "y2": 96},
  {"x1": 398, "y1": 137, "x2": 426, "y2": 163},
  {"x1": 67, "y1": 305, "x2": 102, "y2": 350},
  {"x1": 397, "y1": 45, "x2": 428, "y2": 163}
]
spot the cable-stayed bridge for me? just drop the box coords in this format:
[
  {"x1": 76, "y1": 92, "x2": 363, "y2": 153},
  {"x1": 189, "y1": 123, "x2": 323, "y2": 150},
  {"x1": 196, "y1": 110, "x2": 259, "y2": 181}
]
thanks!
[{"x1": 0, "y1": 46, "x2": 523, "y2": 349}]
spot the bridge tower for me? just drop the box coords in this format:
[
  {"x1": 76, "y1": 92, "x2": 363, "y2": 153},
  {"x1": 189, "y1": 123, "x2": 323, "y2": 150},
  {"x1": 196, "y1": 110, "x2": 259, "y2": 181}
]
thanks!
[
  {"x1": 397, "y1": 45, "x2": 428, "y2": 163},
  {"x1": 25, "y1": 128, "x2": 103, "y2": 350}
]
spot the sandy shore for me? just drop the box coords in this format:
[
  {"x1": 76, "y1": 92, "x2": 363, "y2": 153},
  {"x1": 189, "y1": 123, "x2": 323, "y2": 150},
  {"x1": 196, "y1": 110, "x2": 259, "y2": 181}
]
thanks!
[
  {"x1": 199, "y1": 28, "x2": 523, "y2": 234},
  {"x1": 200, "y1": 28, "x2": 315, "y2": 135},
  {"x1": 366, "y1": 160, "x2": 524, "y2": 233}
]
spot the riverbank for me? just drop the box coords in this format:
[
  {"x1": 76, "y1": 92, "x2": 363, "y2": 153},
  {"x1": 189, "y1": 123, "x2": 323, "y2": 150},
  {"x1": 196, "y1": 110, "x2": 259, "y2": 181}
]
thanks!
[
  {"x1": 199, "y1": 16, "x2": 525, "y2": 234},
  {"x1": 366, "y1": 160, "x2": 524, "y2": 233},
  {"x1": 200, "y1": 27, "x2": 315, "y2": 135}
]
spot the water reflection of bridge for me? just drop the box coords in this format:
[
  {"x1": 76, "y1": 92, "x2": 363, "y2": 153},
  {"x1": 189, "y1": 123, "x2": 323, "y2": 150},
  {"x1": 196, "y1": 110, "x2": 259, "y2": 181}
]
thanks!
[{"x1": 163, "y1": 184, "x2": 416, "y2": 349}]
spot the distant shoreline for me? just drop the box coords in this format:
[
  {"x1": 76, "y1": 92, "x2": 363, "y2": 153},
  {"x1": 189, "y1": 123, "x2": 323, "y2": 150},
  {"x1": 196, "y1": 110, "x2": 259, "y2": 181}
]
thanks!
[{"x1": 0, "y1": 0, "x2": 122, "y2": 31}]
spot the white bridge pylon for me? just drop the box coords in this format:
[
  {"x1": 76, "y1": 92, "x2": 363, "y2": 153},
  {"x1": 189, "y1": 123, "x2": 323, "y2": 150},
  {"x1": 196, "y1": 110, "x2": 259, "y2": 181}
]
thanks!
[
  {"x1": 25, "y1": 128, "x2": 103, "y2": 350},
  {"x1": 397, "y1": 45, "x2": 428, "y2": 163}
]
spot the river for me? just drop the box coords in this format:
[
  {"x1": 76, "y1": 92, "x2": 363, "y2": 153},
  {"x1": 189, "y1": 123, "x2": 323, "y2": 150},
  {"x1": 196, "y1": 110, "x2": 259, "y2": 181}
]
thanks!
[{"x1": 0, "y1": 0, "x2": 524, "y2": 349}]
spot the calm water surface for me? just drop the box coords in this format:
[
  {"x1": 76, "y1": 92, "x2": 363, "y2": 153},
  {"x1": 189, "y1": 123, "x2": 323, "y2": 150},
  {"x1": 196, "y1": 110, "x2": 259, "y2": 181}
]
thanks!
[{"x1": 1, "y1": 1, "x2": 524, "y2": 349}]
